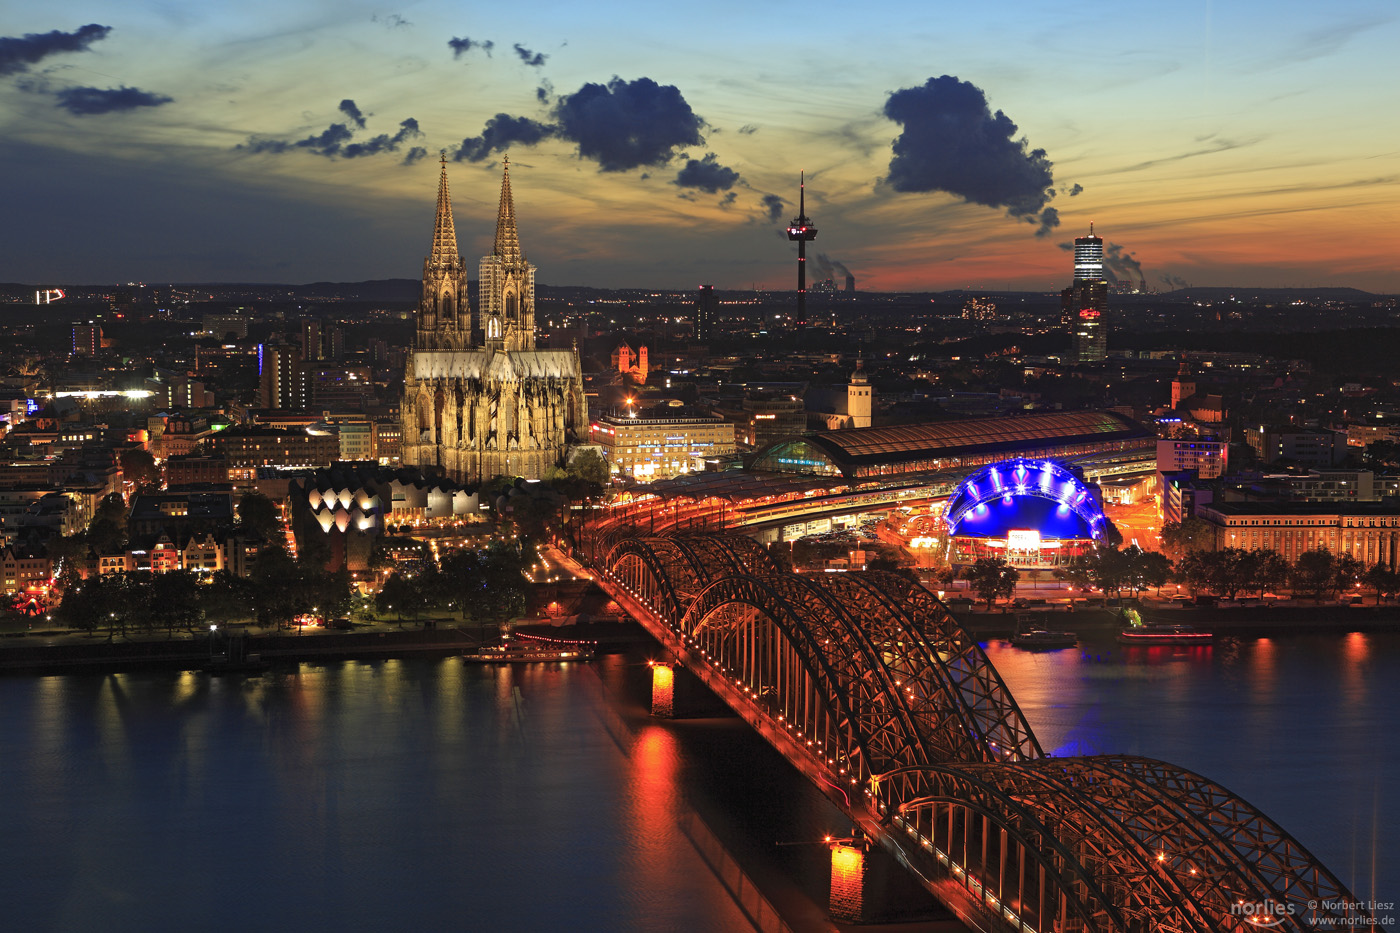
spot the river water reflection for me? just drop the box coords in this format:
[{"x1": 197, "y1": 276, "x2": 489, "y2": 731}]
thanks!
[
  {"x1": 0, "y1": 630, "x2": 1393, "y2": 932},
  {"x1": 984, "y1": 630, "x2": 1398, "y2": 908}
]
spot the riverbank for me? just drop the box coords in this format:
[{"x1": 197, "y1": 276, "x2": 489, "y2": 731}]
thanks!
[
  {"x1": 0, "y1": 617, "x2": 652, "y2": 676},
  {"x1": 958, "y1": 603, "x2": 1400, "y2": 637}
]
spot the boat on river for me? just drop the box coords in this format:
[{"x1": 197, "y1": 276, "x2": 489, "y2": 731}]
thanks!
[
  {"x1": 463, "y1": 636, "x2": 596, "y2": 663},
  {"x1": 1011, "y1": 628, "x2": 1079, "y2": 649},
  {"x1": 1117, "y1": 622, "x2": 1214, "y2": 645},
  {"x1": 1010, "y1": 613, "x2": 1077, "y2": 649}
]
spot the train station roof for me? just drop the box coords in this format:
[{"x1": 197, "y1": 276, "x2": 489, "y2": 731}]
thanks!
[
  {"x1": 628, "y1": 470, "x2": 841, "y2": 503},
  {"x1": 751, "y1": 410, "x2": 1152, "y2": 480}
]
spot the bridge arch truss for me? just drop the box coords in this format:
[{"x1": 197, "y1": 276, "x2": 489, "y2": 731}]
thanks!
[{"x1": 598, "y1": 533, "x2": 1371, "y2": 933}]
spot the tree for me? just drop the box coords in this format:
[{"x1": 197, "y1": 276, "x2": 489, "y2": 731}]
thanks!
[
  {"x1": 1253, "y1": 550, "x2": 1291, "y2": 597},
  {"x1": 565, "y1": 448, "x2": 610, "y2": 493},
  {"x1": 867, "y1": 552, "x2": 918, "y2": 583},
  {"x1": 236, "y1": 491, "x2": 283, "y2": 540},
  {"x1": 1291, "y1": 548, "x2": 1339, "y2": 601},
  {"x1": 1137, "y1": 550, "x2": 1173, "y2": 594},
  {"x1": 1362, "y1": 562, "x2": 1398, "y2": 604},
  {"x1": 1334, "y1": 552, "x2": 1365, "y2": 600},
  {"x1": 119, "y1": 448, "x2": 160, "y2": 488},
  {"x1": 963, "y1": 556, "x2": 1019, "y2": 610},
  {"x1": 1175, "y1": 550, "x2": 1212, "y2": 597},
  {"x1": 1057, "y1": 554, "x2": 1096, "y2": 593},
  {"x1": 149, "y1": 570, "x2": 203, "y2": 637},
  {"x1": 1159, "y1": 517, "x2": 1214, "y2": 561}
]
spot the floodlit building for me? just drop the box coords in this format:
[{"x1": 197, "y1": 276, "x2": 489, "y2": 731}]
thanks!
[
  {"x1": 590, "y1": 408, "x2": 736, "y2": 480},
  {"x1": 944, "y1": 459, "x2": 1109, "y2": 570},
  {"x1": 1198, "y1": 501, "x2": 1400, "y2": 568},
  {"x1": 1062, "y1": 226, "x2": 1107, "y2": 363},
  {"x1": 401, "y1": 158, "x2": 586, "y2": 483}
]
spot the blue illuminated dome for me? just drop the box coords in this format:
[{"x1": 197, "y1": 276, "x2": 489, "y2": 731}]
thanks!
[{"x1": 945, "y1": 458, "x2": 1107, "y2": 542}]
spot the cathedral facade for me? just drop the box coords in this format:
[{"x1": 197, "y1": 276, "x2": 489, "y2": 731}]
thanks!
[{"x1": 401, "y1": 159, "x2": 586, "y2": 483}]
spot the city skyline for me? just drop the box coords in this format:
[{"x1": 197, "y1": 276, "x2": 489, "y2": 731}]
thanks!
[{"x1": 3, "y1": 1, "x2": 1397, "y2": 292}]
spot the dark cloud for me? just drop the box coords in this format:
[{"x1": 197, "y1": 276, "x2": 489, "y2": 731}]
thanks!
[
  {"x1": 371, "y1": 14, "x2": 411, "y2": 29},
  {"x1": 673, "y1": 153, "x2": 739, "y2": 193},
  {"x1": 513, "y1": 43, "x2": 546, "y2": 67},
  {"x1": 1160, "y1": 272, "x2": 1188, "y2": 290},
  {"x1": 761, "y1": 193, "x2": 785, "y2": 223},
  {"x1": 448, "y1": 36, "x2": 493, "y2": 58},
  {"x1": 402, "y1": 146, "x2": 429, "y2": 166},
  {"x1": 1068, "y1": 183, "x2": 1083, "y2": 196},
  {"x1": 292, "y1": 123, "x2": 354, "y2": 156},
  {"x1": 341, "y1": 118, "x2": 421, "y2": 158},
  {"x1": 884, "y1": 75, "x2": 1059, "y2": 235},
  {"x1": 535, "y1": 80, "x2": 554, "y2": 104},
  {"x1": 1032, "y1": 206, "x2": 1059, "y2": 237},
  {"x1": 552, "y1": 76, "x2": 705, "y2": 172},
  {"x1": 339, "y1": 99, "x2": 366, "y2": 129},
  {"x1": 239, "y1": 109, "x2": 419, "y2": 158},
  {"x1": 0, "y1": 23, "x2": 111, "y2": 76},
  {"x1": 55, "y1": 85, "x2": 173, "y2": 115},
  {"x1": 719, "y1": 191, "x2": 738, "y2": 207},
  {"x1": 453, "y1": 113, "x2": 555, "y2": 162},
  {"x1": 737, "y1": 124, "x2": 758, "y2": 135}
]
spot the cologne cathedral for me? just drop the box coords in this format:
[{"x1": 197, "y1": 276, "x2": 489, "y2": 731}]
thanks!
[{"x1": 401, "y1": 158, "x2": 586, "y2": 483}]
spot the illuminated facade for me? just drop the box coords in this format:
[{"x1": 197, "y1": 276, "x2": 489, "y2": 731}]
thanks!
[
  {"x1": 401, "y1": 158, "x2": 586, "y2": 483},
  {"x1": 1063, "y1": 225, "x2": 1108, "y2": 363},
  {"x1": 944, "y1": 458, "x2": 1108, "y2": 569},
  {"x1": 590, "y1": 410, "x2": 736, "y2": 480},
  {"x1": 1199, "y1": 501, "x2": 1400, "y2": 568}
]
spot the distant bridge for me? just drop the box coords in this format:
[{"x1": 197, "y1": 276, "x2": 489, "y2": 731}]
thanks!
[{"x1": 585, "y1": 529, "x2": 1371, "y2": 932}]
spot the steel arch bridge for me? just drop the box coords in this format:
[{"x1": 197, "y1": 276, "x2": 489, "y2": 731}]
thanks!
[{"x1": 595, "y1": 532, "x2": 1370, "y2": 933}]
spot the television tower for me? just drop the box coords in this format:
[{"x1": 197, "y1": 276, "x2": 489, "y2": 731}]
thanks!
[{"x1": 786, "y1": 172, "x2": 817, "y2": 329}]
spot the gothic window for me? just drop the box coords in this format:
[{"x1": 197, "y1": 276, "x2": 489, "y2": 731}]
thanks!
[
  {"x1": 488, "y1": 317, "x2": 501, "y2": 339},
  {"x1": 434, "y1": 385, "x2": 446, "y2": 442},
  {"x1": 442, "y1": 292, "x2": 454, "y2": 321},
  {"x1": 454, "y1": 384, "x2": 465, "y2": 444},
  {"x1": 506, "y1": 291, "x2": 517, "y2": 321}
]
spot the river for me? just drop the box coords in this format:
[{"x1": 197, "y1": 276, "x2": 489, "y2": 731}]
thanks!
[{"x1": 0, "y1": 630, "x2": 1394, "y2": 931}]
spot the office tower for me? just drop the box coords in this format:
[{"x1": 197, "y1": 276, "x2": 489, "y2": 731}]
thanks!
[
  {"x1": 1063, "y1": 224, "x2": 1108, "y2": 363},
  {"x1": 696, "y1": 285, "x2": 715, "y2": 341}
]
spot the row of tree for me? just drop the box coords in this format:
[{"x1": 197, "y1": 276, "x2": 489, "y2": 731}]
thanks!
[
  {"x1": 374, "y1": 541, "x2": 531, "y2": 629},
  {"x1": 959, "y1": 544, "x2": 1392, "y2": 609},
  {"x1": 56, "y1": 544, "x2": 352, "y2": 636}
]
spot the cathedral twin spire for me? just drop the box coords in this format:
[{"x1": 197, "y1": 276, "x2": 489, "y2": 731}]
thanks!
[
  {"x1": 419, "y1": 155, "x2": 531, "y2": 351},
  {"x1": 430, "y1": 155, "x2": 461, "y2": 265},
  {"x1": 492, "y1": 156, "x2": 524, "y2": 264}
]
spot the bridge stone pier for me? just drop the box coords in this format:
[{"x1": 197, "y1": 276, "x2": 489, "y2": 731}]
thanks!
[{"x1": 589, "y1": 531, "x2": 1374, "y2": 933}]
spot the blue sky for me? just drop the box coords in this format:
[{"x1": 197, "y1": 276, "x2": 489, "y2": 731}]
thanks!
[{"x1": 2, "y1": 1, "x2": 1397, "y2": 291}]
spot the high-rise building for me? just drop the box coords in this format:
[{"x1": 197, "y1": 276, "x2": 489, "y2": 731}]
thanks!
[
  {"x1": 301, "y1": 320, "x2": 323, "y2": 361},
  {"x1": 72, "y1": 324, "x2": 101, "y2": 357},
  {"x1": 257, "y1": 343, "x2": 309, "y2": 410},
  {"x1": 1073, "y1": 229, "x2": 1104, "y2": 281},
  {"x1": 1062, "y1": 224, "x2": 1108, "y2": 363},
  {"x1": 695, "y1": 285, "x2": 715, "y2": 341},
  {"x1": 400, "y1": 157, "x2": 586, "y2": 482}
]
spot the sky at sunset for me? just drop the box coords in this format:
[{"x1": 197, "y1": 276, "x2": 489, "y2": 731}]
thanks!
[{"x1": 3, "y1": 1, "x2": 1397, "y2": 292}]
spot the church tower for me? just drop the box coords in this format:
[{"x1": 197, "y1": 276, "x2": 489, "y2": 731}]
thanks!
[
  {"x1": 1171, "y1": 356, "x2": 1197, "y2": 409},
  {"x1": 417, "y1": 156, "x2": 472, "y2": 350},
  {"x1": 847, "y1": 357, "x2": 873, "y2": 429},
  {"x1": 478, "y1": 158, "x2": 537, "y2": 352}
]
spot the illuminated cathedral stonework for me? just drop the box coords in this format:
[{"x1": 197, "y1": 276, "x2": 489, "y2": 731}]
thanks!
[{"x1": 401, "y1": 158, "x2": 586, "y2": 483}]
